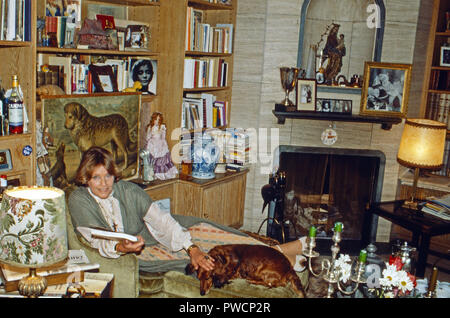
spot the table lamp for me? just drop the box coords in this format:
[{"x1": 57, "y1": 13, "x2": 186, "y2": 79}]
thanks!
[
  {"x1": 397, "y1": 118, "x2": 447, "y2": 209},
  {"x1": 0, "y1": 186, "x2": 68, "y2": 297}
]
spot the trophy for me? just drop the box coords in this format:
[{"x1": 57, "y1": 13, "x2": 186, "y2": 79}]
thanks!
[{"x1": 280, "y1": 67, "x2": 299, "y2": 110}]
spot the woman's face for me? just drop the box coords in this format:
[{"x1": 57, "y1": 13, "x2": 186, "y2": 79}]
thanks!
[
  {"x1": 87, "y1": 164, "x2": 115, "y2": 199},
  {"x1": 136, "y1": 64, "x2": 152, "y2": 88}
]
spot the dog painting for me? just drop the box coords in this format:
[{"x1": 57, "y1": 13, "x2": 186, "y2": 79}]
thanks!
[
  {"x1": 185, "y1": 244, "x2": 306, "y2": 297},
  {"x1": 42, "y1": 93, "x2": 140, "y2": 182}
]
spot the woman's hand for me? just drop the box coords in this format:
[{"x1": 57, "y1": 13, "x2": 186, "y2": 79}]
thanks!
[
  {"x1": 189, "y1": 246, "x2": 215, "y2": 271},
  {"x1": 116, "y1": 235, "x2": 145, "y2": 254}
]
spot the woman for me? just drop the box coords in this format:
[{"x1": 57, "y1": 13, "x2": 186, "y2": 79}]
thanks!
[
  {"x1": 144, "y1": 112, "x2": 178, "y2": 180},
  {"x1": 131, "y1": 59, "x2": 155, "y2": 95},
  {"x1": 68, "y1": 147, "x2": 307, "y2": 272},
  {"x1": 68, "y1": 146, "x2": 213, "y2": 272}
]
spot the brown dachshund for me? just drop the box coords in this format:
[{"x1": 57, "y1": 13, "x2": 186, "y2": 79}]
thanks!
[{"x1": 185, "y1": 244, "x2": 306, "y2": 297}]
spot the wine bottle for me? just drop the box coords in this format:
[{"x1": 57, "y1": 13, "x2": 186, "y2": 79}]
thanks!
[{"x1": 7, "y1": 75, "x2": 24, "y2": 134}]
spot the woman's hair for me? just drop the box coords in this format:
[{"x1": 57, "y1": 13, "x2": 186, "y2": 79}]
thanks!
[
  {"x1": 131, "y1": 59, "x2": 154, "y2": 83},
  {"x1": 74, "y1": 147, "x2": 122, "y2": 186}
]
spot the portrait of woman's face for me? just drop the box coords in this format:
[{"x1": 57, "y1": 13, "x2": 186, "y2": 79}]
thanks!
[{"x1": 130, "y1": 59, "x2": 157, "y2": 94}]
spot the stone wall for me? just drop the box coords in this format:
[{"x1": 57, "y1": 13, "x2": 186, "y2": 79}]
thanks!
[{"x1": 230, "y1": 0, "x2": 431, "y2": 242}]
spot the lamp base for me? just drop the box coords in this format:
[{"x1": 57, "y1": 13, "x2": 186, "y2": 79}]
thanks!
[
  {"x1": 18, "y1": 268, "x2": 47, "y2": 298},
  {"x1": 402, "y1": 199, "x2": 420, "y2": 210}
]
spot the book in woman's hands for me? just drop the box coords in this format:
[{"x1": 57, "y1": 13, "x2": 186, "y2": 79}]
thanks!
[{"x1": 77, "y1": 226, "x2": 139, "y2": 242}]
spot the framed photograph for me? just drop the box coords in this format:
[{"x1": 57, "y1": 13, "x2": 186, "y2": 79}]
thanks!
[
  {"x1": 296, "y1": 79, "x2": 316, "y2": 111},
  {"x1": 96, "y1": 14, "x2": 116, "y2": 29},
  {"x1": 316, "y1": 98, "x2": 352, "y2": 114},
  {"x1": 41, "y1": 93, "x2": 141, "y2": 185},
  {"x1": 45, "y1": 0, "x2": 64, "y2": 16},
  {"x1": 106, "y1": 29, "x2": 119, "y2": 50},
  {"x1": 125, "y1": 25, "x2": 150, "y2": 51},
  {"x1": 360, "y1": 61, "x2": 412, "y2": 117},
  {"x1": 128, "y1": 59, "x2": 157, "y2": 95},
  {"x1": 89, "y1": 64, "x2": 118, "y2": 93},
  {"x1": 440, "y1": 46, "x2": 450, "y2": 67}
]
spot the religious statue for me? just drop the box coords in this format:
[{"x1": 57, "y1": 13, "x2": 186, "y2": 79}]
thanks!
[{"x1": 320, "y1": 23, "x2": 346, "y2": 85}]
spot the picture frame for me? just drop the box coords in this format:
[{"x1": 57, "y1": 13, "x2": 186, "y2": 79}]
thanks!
[
  {"x1": 106, "y1": 29, "x2": 119, "y2": 50},
  {"x1": 440, "y1": 46, "x2": 450, "y2": 67},
  {"x1": 296, "y1": 78, "x2": 317, "y2": 111},
  {"x1": 316, "y1": 98, "x2": 352, "y2": 114},
  {"x1": 89, "y1": 64, "x2": 118, "y2": 93},
  {"x1": 128, "y1": 58, "x2": 157, "y2": 95},
  {"x1": 41, "y1": 93, "x2": 141, "y2": 184},
  {"x1": 360, "y1": 61, "x2": 412, "y2": 118},
  {"x1": 125, "y1": 25, "x2": 150, "y2": 51},
  {"x1": 96, "y1": 14, "x2": 116, "y2": 30}
]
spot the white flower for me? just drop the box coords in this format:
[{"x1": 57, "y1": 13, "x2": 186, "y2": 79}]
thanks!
[
  {"x1": 397, "y1": 271, "x2": 414, "y2": 293},
  {"x1": 380, "y1": 264, "x2": 400, "y2": 288},
  {"x1": 335, "y1": 254, "x2": 352, "y2": 283}
]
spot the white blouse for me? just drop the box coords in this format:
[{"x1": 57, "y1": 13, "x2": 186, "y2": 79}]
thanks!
[{"x1": 85, "y1": 189, "x2": 193, "y2": 258}]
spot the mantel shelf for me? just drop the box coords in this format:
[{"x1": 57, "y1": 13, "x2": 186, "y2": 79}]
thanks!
[{"x1": 273, "y1": 104, "x2": 402, "y2": 130}]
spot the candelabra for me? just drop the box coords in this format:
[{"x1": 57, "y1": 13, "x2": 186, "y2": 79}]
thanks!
[{"x1": 304, "y1": 223, "x2": 367, "y2": 298}]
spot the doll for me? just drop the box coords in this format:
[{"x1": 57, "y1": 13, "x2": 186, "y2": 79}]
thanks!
[{"x1": 144, "y1": 112, "x2": 178, "y2": 180}]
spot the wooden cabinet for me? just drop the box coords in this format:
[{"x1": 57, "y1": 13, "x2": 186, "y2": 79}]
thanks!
[{"x1": 174, "y1": 170, "x2": 248, "y2": 228}]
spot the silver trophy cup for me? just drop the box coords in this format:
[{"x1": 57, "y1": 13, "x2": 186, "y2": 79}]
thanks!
[{"x1": 280, "y1": 67, "x2": 299, "y2": 107}]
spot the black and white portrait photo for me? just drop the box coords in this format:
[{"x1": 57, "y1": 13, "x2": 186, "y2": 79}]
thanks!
[
  {"x1": 441, "y1": 46, "x2": 450, "y2": 67},
  {"x1": 129, "y1": 59, "x2": 157, "y2": 95},
  {"x1": 360, "y1": 62, "x2": 411, "y2": 118}
]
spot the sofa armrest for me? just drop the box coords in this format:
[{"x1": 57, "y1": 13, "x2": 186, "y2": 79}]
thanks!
[{"x1": 66, "y1": 209, "x2": 139, "y2": 298}]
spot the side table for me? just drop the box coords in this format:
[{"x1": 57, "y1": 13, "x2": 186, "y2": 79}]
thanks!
[{"x1": 363, "y1": 200, "x2": 450, "y2": 278}]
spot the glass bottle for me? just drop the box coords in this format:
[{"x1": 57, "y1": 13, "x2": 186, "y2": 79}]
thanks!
[{"x1": 7, "y1": 75, "x2": 23, "y2": 134}]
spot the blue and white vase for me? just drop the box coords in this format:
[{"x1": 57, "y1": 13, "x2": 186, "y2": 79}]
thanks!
[{"x1": 191, "y1": 134, "x2": 220, "y2": 179}]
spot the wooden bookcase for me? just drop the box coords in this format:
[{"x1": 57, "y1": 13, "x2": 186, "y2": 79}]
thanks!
[
  {"x1": 420, "y1": 0, "x2": 450, "y2": 130},
  {"x1": 0, "y1": 0, "x2": 243, "y2": 226},
  {"x1": 420, "y1": 0, "x2": 450, "y2": 178}
]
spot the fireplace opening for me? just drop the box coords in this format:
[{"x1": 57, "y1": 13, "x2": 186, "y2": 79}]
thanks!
[{"x1": 268, "y1": 146, "x2": 386, "y2": 254}]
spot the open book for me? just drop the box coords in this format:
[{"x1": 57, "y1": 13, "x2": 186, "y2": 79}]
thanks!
[{"x1": 77, "y1": 227, "x2": 139, "y2": 242}]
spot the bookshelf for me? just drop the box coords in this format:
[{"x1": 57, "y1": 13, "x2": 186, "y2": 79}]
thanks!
[
  {"x1": 420, "y1": 0, "x2": 450, "y2": 178},
  {"x1": 0, "y1": 0, "x2": 36, "y2": 187},
  {"x1": 0, "y1": 0, "x2": 242, "y2": 226},
  {"x1": 421, "y1": 0, "x2": 450, "y2": 132}
]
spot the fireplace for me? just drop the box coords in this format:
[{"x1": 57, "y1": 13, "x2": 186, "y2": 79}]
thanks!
[{"x1": 268, "y1": 145, "x2": 386, "y2": 253}]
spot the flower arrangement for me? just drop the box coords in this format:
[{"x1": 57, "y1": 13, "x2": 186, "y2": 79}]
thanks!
[{"x1": 369, "y1": 255, "x2": 417, "y2": 298}]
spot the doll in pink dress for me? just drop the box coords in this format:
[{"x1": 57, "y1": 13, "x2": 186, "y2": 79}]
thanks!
[{"x1": 144, "y1": 112, "x2": 178, "y2": 180}]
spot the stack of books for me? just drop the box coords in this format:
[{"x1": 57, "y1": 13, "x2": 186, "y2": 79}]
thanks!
[
  {"x1": 420, "y1": 194, "x2": 450, "y2": 221},
  {"x1": 224, "y1": 129, "x2": 251, "y2": 171},
  {"x1": 181, "y1": 93, "x2": 228, "y2": 129}
]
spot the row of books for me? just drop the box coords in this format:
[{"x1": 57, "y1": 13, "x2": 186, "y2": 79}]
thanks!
[
  {"x1": 183, "y1": 57, "x2": 229, "y2": 89},
  {"x1": 0, "y1": 0, "x2": 31, "y2": 41},
  {"x1": 185, "y1": 7, "x2": 233, "y2": 53},
  {"x1": 182, "y1": 93, "x2": 228, "y2": 129},
  {"x1": 430, "y1": 139, "x2": 450, "y2": 177},
  {"x1": 426, "y1": 93, "x2": 450, "y2": 129},
  {"x1": 429, "y1": 69, "x2": 450, "y2": 91},
  {"x1": 43, "y1": 15, "x2": 75, "y2": 48}
]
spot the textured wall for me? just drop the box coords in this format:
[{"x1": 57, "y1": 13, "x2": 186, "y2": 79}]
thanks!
[{"x1": 231, "y1": 0, "x2": 426, "y2": 243}]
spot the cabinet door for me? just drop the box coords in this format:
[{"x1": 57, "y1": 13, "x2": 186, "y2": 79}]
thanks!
[{"x1": 202, "y1": 174, "x2": 246, "y2": 228}]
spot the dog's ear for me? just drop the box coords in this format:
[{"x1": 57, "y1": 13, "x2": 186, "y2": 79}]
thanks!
[{"x1": 185, "y1": 263, "x2": 195, "y2": 275}]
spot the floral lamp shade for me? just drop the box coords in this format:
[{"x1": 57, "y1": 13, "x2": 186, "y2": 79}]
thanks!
[{"x1": 0, "y1": 186, "x2": 68, "y2": 268}]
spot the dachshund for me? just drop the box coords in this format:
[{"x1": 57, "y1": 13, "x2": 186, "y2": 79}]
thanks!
[{"x1": 185, "y1": 244, "x2": 306, "y2": 297}]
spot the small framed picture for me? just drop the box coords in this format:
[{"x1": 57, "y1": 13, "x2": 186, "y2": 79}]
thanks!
[
  {"x1": 440, "y1": 46, "x2": 450, "y2": 67},
  {"x1": 296, "y1": 79, "x2": 316, "y2": 111},
  {"x1": 125, "y1": 25, "x2": 150, "y2": 51},
  {"x1": 360, "y1": 61, "x2": 412, "y2": 118},
  {"x1": 128, "y1": 59, "x2": 157, "y2": 95},
  {"x1": 316, "y1": 98, "x2": 352, "y2": 114},
  {"x1": 96, "y1": 14, "x2": 116, "y2": 29},
  {"x1": 106, "y1": 29, "x2": 119, "y2": 50},
  {"x1": 89, "y1": 65, "x2": 118, "y2": 93}
]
